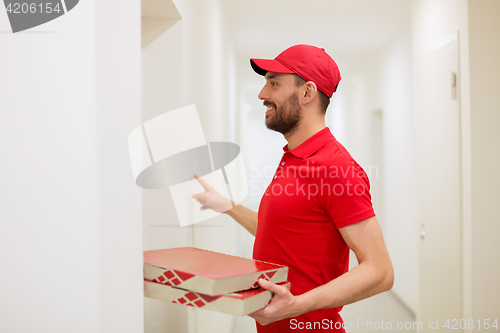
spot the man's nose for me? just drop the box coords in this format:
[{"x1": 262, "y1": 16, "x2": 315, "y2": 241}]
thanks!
[{"x1": 258, "y1": 84, "x2": 268, "y2": 101}]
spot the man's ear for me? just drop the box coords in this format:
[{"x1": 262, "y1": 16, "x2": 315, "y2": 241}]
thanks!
[{"x1": 302, "y1": 81, "x2": 318, "y2": 105}]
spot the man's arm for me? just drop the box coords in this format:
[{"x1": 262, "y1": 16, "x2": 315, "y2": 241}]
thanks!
[
  {"x1": 191, "y1": 176, "x2": 258, "y2": 236},
  {"x1": 249, "y1": 216, "x2": 393, "y2": 325},
  {"x1": 226, "y1": 203, "x2": 258, "y2": 236}
]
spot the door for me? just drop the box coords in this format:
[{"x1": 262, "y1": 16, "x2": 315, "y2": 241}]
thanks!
[{"x1": 417, "y1": 37, "x2": 462, "y2": 331}]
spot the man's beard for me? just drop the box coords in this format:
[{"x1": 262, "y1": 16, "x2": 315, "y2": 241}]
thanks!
[{"x1": 265, "y1": 91, "x2": 301, "y2": 135}]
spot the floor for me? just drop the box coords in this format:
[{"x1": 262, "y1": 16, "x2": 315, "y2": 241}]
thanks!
[
  {"x1": 341, "y1": 291, "x2": 417, "y2": 333},
  {"x1": 232, "y1": 291, "x2": 416, "y2": 333}
]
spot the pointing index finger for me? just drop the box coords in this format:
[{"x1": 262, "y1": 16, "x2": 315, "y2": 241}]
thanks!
[{"x1": 194, "y1": 174, "x2": 211, "y2": 190}]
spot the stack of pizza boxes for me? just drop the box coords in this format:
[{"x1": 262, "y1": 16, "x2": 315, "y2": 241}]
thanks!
[{"x1": 144, "y1": 247, "x2": 289, "y2": 316}]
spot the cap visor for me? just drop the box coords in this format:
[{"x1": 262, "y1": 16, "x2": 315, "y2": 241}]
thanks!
[{"x1": 250, "y1": 58, "x2": 295, "y2": 76}]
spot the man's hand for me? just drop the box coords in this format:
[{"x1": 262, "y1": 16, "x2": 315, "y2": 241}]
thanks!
[
  {"x1": 191, "y1": 175, "x2": 233, "y2": 213},
  {"x1": 250, "y1": 216, "x2": 393, "y2": 325},
  {"x1": 191, "y1": 174, "x2": 258, "y2": 235},
  {"x1": 249, "y1": 279, "x2": 304, "y2": 326},
  {"x1": 283, "y1": 216, "x2": 393, "y2": 314}
]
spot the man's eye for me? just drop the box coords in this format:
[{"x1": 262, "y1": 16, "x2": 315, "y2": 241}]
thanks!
[{"x1": 271, "y1": 82, "x2": 277, "y2": 87}]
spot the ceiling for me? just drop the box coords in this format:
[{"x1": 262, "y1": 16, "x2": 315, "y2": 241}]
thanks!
[{"x1": 220, "y1": 0, "x2": 412, "y2": 63}]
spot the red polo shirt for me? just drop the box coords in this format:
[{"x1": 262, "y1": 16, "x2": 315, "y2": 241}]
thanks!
[{"x1": 253, "y1": 127, "x2": 375, "y2": 333}]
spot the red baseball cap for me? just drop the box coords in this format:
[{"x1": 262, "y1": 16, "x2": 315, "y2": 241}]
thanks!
[{"x1": 250, "y1": 44, "x2": 341, "y2": 98}]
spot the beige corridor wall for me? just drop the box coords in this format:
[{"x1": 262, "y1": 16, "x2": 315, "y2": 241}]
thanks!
[
  {"x1": 413, "y1": 0, "x2": 500, "y2": 326},
  {"x1": 412, "y1": 0, "x2": 472, "y2": 324},
  {"x1": 468, "y1": 0, "x2": 500, "y2": 321}
]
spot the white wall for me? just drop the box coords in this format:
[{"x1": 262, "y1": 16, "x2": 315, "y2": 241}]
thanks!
[
  {"x1": 0, "y1": 4, "x2": 99, "y2": 332},
  {"x1": 95, "y1": 0, "x2": 144, "y2": 332},
  {"x1": 368, "y1": 29, "x2": 417, "y2": 314},
  {"x1": 0, "y1": 0, "x2": 143, "y2": 332}
]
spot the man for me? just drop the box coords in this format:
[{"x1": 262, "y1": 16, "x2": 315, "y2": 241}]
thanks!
[{"x1": 192, "y1": 44, "x2": 393, "y2": 332}]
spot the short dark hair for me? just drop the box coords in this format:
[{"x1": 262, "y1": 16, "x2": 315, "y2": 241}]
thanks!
[{"x1": 294, "y1": 75, "x2": 330, "y2": 113}]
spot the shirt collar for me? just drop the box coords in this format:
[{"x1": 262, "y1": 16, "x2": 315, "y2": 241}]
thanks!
[{"x1": 282, "y1": 127, "x2": 335, "y2": 159}]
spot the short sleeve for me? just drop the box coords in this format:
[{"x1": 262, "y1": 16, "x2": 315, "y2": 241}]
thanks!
[{"x1": 318, "y1": 158, "x2": 375, "y2": 229}]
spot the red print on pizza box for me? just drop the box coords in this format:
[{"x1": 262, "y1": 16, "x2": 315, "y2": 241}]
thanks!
[
  {"x1": 143, "y1": 247, "x2": 288, "y2": 296},
  {"x1": 144, "y1": 279, "x2": 291, "y2": 316}
]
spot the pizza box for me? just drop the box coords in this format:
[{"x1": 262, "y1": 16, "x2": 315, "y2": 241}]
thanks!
[
  {"x1": 144, "y1": 247, "x2": 288, "y2": 296},
  {"x1": 144, "y1": 279, "x2": 290, "y2": 316}
]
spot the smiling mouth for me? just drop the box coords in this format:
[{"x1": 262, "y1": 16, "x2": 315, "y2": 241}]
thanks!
[{"x1": 265, "y1": 106, "x2": 275, "y2": 115}]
